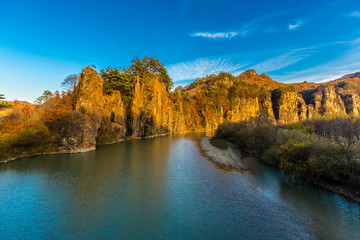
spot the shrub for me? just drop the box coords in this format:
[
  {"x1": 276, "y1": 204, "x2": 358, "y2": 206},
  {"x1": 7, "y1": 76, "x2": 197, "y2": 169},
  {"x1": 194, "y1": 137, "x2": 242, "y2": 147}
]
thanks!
[
  {"x1": 46, "y1": 111, "x2": 86, "y2": 140},
  {"x1": 0, "y1": 135, "x2": 11, "y2": 150},
  {"x1": 0, "y1": 102, "x2": 13, "y2": 109},
  {"x1": 261, "y1": 145, "x2": 280, "y2": 166},
  {"x1": 12, "y1": 124, "x2": 51, "y2": 148},
  {"x1": 79, "y1": 105, "x2": 86, "y2": 114},
  {"x1": 278, "y1": 140, "x2": 314, "y2": 180},
  {"x1": 210, "y1": 137, "x2": 228, "y2": 150},
  {"x1": 216, "y1": 116, "x2": 360, "y2": 188},
  {"x1": 286, "y1": 122, "x2": 315, "y2": 133}
]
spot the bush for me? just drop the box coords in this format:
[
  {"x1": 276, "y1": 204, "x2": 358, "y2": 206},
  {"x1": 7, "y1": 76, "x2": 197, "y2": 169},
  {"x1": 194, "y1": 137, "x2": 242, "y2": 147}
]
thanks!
[
  {"x1": 286, "y1": 122, "x2": 315, "y2": 133},
  {"x1": 210, "y1": 137, "x2": 228, "y2": 150},
  {"x1": 46, "y1": 111, "x2": 86, "y2": 140},
  {"x1": 261, "y1": 145, "x2": 280, "y2": 166},
  {"x1": 79, "y1": 105, "x2": 86, "y2": 114},
  {"x1": 12, "y1": 124, "x2": 51, "y2": 148},
  {"x1": 278, "y1": 140, "x2": 314, "y2": 180},
  {"x1": 0, "y1": 135, "x2": 11, "y2": 150},
  {"x1": 0, "y1": 102, "x2": 13, "y2": 109},
  {"x1": 216, "y1": 116, "x2": 360, "y2": 188}
]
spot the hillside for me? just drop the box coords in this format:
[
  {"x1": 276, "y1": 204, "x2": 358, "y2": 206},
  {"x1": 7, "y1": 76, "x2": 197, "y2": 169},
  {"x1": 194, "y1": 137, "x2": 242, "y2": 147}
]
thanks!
[{"x1": 0, "y1": 100, "x2": 34, "y2": 118}]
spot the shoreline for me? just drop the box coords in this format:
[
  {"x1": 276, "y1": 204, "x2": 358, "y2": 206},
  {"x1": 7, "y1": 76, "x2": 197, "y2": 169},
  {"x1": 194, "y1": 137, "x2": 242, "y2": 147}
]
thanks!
[
  {"x1": 199, "y1": 137, "x2": 245, "y2": 170},
  {"x1": 240, "y1": 146, "x2": 360, "y2": 204},
  {"x1": 314, "y1": 180, "x2": 360, "y2": 204},
  {"x1": 0, "y1": 146, "x2": 96, "y2": 164},
  {"x1": 0, "y1": 132, "x2": 174, "y2": 164},
  {"x1": 201, "y1": 137, "x2": 360, "y2": 204}
]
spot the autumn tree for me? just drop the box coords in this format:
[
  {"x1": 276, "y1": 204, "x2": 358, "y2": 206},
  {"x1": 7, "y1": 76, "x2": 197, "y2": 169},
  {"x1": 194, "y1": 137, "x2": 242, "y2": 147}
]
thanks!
[
  {"x1": 42, "y1": 91, "x2": 73, "y2": 124},
  {"x1": 0, "y1": 94, "x2": 5, "y2": 100}
]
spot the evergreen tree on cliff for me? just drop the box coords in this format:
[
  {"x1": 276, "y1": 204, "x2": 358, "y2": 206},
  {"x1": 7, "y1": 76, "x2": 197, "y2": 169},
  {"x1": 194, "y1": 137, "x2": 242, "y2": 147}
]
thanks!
[
  {"x1": 100, "y1": 67, "x2": 134, "y2": 103},
  {"x1": 101, "y1": 57, "x2": 173, "y2": 100},
  {"x1": 127, "y1": 57, "x2": 173, "y2": 91}
]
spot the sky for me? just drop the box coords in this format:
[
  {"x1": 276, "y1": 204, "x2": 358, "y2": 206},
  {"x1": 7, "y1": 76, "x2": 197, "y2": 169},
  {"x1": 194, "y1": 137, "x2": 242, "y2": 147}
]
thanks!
[{"x1": 1, "y1": 0, "x2": 360, "y2": 102}]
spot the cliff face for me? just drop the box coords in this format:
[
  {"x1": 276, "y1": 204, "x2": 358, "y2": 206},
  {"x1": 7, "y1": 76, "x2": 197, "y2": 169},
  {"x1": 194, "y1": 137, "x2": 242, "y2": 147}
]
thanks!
[
  {"x1": 74, "y1": 66, "x2": 360, "y2": 145},
  {"x1": 75, "y1": 66, "x2": 126, "y2": 144},
  {"x1": 311, "y1": 85, "x2": 346, "y2": 116},
  {"x1": 131, "y1": 74, "x2": 173, "y2": 137},
  {"x1": 271, "y1": 89, "x2": 308, "y2": 123}
]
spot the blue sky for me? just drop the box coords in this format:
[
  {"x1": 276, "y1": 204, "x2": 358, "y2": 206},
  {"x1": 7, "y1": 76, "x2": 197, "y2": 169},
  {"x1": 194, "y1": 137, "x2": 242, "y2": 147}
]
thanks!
[{"x1": 1, "y1": 0, "x2": 360, "y2": 102}]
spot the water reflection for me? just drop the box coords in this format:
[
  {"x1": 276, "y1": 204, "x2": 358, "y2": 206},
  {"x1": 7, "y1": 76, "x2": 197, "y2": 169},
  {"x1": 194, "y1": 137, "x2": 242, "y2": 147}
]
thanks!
[{"x1": 0, "y1": 135, "x2": 359, "y2": 239}]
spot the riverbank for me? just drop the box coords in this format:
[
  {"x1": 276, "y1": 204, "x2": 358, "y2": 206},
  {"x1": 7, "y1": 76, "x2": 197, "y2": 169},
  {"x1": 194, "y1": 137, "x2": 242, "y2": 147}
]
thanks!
[
  {"x1": 240, "y1": 146, "x2": 360, "y2": 204},
  {"x1": 0, "y1": 132, "x2": 173, "y2": 164},
  {"x1": 0, "y1": 146, "x2": 96, "y2": 164},
  {"x1": 215, "y1": 119, "x2": 360, "y2": 204},
  {"x1": 234, "y1": 144, "x2": 360, "y2": 204},
  {"x1": 200, "y1": 137, "x2": 245, "y2": 170},
  {"x1": 314, "y1": 181, "x2": 360, "y2": 204}
]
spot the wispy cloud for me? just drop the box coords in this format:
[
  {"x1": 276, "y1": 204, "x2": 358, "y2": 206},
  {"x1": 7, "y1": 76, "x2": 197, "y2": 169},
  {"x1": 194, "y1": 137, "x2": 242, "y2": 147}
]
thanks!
[
  {"x1": 190, "y1": 23, "x2": 255, "y2": 39},
  {"x1": 167, "y1": 58, "x2": 247, "y2": 82},
  {"x1": 288, "y1": 19, "x2": 306, "y2": 30},
  {"x1": 190, "y1": 32, "x2": 239, "y2": 39},
  {"x1": 276, "y1": 44, "x2": 360, "y2": 83},
  {"x1": 190, "y1": 11, "x2": 287, "y2": 40},
  {"x1": 251, "y1": 47, "x2": 316, "y2": 73},
  {"x1": 349, "y1": 10, "x2": 360, "y2": 18}
]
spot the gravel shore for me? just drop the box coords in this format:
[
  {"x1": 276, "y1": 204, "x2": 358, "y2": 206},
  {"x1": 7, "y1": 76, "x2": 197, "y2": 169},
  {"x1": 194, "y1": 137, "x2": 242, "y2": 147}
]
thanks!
[{"x1": 200, "y1": 137, "x2": 245, "y2": 169}]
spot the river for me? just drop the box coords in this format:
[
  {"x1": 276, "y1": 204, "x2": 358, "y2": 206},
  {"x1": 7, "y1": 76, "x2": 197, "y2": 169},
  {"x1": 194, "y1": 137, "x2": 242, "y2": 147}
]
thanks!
[{"x1": 0, "y1": 134, "x2": 359, "y2": 239}]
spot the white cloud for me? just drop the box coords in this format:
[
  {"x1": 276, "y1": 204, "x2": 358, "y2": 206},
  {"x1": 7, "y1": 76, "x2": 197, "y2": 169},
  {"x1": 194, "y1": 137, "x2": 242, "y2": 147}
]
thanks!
[
  {"x1": 190, "y1": 23, "x2": 256, "y2": 40},
  {"x1": 189, "y1": 11, "x2": 286, "y2": 40},
  {"x1": 251, "y1": 48, "x2": 316, "y2": 73},
  {"x1": 190, "y1": 32, "x2": 239, "y2": 39},
  {"x1": 349, "y1": 11, "x2": 360, "y2": 18},
  {"x1": 166, "y1": 58, "x2": 247, "y2": 82},
  {"x1": 288, "y1": 19, "x2": 306, "y2": 30}
]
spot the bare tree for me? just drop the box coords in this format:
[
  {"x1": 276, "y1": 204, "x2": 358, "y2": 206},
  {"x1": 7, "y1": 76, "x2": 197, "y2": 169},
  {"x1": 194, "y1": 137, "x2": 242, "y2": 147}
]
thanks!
[
  {"x1": 61, "y1": 74, "x2": 79, "y2": 91},
  {"x1": 321, "y1": 118, "x2": 360, "y2": 162}
]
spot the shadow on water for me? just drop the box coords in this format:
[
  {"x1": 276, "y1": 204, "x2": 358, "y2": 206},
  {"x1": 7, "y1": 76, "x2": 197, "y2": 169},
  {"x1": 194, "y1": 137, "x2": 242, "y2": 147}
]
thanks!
[{"x1": 242, "y1": 153, "x2": 360, "y2": 240}]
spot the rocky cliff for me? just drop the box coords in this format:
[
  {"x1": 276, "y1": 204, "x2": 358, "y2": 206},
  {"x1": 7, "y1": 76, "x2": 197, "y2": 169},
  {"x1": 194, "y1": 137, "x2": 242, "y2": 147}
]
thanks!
[
  {"x1": 75, "y1": 66, "x2": 126, "y2": 144},
  {"x1": 130, "y1": 74, "x2": 173, "y2": 137},
  {"x1": 73, "y1": 66, "x2": 360, "y2": 145}
]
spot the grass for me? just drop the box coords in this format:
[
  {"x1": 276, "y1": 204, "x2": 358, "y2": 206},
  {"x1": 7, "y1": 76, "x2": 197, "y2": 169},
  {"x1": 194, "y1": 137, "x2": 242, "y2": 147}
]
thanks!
[{"x1": 210, "y1": 137, "x2": 228, "y2": 150}]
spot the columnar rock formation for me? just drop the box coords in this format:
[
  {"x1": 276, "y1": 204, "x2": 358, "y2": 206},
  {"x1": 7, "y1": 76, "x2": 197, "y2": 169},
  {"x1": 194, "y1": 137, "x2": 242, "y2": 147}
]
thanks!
[{"x1": 74, "y1": 66, "x2": 360, "y2": 144}]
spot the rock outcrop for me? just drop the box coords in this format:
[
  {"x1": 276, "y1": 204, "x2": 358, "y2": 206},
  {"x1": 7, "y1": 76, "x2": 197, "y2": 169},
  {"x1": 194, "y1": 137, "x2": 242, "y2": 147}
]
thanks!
[
  {"x1": 131, "y1": 74, "x2": 173, "y2": 137},
  {"x1": 75, "y1": 66, "x2": 126, "y2": 144},
  {"x1": 73, "y1": 66, "x2": 360, "y2": 145}
]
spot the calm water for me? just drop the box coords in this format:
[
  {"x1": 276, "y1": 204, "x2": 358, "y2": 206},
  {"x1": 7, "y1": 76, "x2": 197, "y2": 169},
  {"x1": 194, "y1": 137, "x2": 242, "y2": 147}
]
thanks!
[{"x1": 0, "y1": 134, "x2": 359, "y2": 240}]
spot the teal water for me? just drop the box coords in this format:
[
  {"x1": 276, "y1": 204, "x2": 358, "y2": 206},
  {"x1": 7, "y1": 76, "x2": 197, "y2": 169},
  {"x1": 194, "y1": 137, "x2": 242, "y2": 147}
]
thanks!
[{"x1": 0, "y1": 134, "x2": 359, "y2": 239}]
